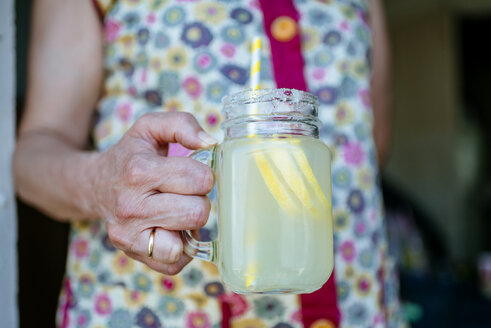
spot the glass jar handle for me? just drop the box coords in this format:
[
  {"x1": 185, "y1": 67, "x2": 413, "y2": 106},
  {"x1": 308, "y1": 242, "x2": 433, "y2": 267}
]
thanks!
[{"x1": 180, "y1": 146, "x2": 218, "y2": 263}]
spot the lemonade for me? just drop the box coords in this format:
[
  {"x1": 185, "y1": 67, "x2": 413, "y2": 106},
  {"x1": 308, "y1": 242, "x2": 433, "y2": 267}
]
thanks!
[{"x1": 215, "y1": 135, "x2": 334, "y2": 294}]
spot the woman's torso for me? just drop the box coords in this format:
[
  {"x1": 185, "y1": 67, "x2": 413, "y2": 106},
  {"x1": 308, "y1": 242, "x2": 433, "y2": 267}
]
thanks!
[{"x1": 57, "y1": 1, "x2": 405, "y2": 327}]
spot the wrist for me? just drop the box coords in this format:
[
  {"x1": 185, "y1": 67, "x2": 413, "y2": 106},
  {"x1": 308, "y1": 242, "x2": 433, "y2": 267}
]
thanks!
[{"x1": 73, "y1": 150, "x2": 106, "y2": 220}]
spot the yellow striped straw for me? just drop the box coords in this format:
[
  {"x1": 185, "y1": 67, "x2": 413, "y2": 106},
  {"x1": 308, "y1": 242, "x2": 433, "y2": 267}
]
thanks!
[{"x1": 249, "y1": 36, "x2": 262, "y2": 91}]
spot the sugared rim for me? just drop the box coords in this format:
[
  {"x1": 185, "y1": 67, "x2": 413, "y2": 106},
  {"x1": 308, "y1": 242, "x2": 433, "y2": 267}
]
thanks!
[{"x1": 222, "y1": 88, "x2": 319, "y2": 107}]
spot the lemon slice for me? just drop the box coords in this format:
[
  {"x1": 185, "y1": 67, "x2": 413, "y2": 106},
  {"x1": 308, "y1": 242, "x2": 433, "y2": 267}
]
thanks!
[
  {"x1": 254, "y1": 151, "x2": 302, "y2": 215},
  {"x1": 253, "y1": 138, "x2": 330, "y2": 218},
  {"x1": 246, "y1": 136, "x2": 331, "y2": 288},
  {"x1": 245, "y1": 263, "x2": 257, "y2": 288}
]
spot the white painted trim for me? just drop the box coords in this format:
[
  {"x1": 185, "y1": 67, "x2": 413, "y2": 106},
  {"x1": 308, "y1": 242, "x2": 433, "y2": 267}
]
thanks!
[{"x1": 0, "y1": 0, "x2": 18, "y2": 326}]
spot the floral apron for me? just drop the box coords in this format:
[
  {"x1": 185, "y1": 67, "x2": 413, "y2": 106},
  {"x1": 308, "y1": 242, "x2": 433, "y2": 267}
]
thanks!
[{"x1": 56, "y1": 1, "x2": 406, "y2": 327}]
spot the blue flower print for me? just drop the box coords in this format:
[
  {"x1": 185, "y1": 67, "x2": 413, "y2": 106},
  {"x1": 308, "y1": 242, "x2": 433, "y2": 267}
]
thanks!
[
  {"x1": 109, "y1": 309, "x2": 132, "y2": 328},
  {"x1": 308, "y1": 9, "x2": 332, "y2": 26},
  {"x1": 206, "y1": 80, "x2": 229, "y2": 103},
  {"x1": 204, "y1": 281, "x2": 225, "y2": 297},
  {"x1": 149, "y1": 0, "x2": 167, "y2": 11},
  {"x1": 89, "y1": 250, "x2": 101, "y2": 268},
  {"x1": 358, "y1": 248, "x2": 374, "y2": 269},
  {"x1": 323, "y1": 30, "x2": 342, "y2": 46},
  {"x1": 144, "y1": 90, "x2": 162, "y2": 107},
  {"x1": 337, "y1": 280, "x2": 350, "y2": 302},
  {"x1": 220, "y1": 65, "x2": 248, "y2": 85},
  {"x1": 118, "y1": 58, "x2": 134, "y2": 78},
  {"x1": 314, "y1": 50, "x2": 334, "y2": 67},
  {"x1": 221, "y1": 25, "x2": 245, "y2": 45},
  {"x1": 354, "y1": 122, "x2": 370, "y2": 140},
  {"x1": 340, "y1": 75, "x2": 358, "y2": 98},
  {"x1": 154, "y1": 31, "x2": 170, "y2": 49},
  {"x1": 123, "y1": 12, "x2": 141, "y2": 29},
  {"x1": 158, "y1": 296, "x2": 185, "y2": 317},
  {"x1": 137, "y1": 28, "x2": 150, "y2": 45},
  {"x1": 135, "y1": 307, "x2": 161, "y2": 328},
  {"x1": 136, "y1": 52, "x2": 148, "y2": 67},
  {"x1": 356, "y1": 24, "x2": 370, "y2": 44},
  {"x1": 334, "y1": 133, "x2": 348, "y2": 147},
  {"x1": 333, "y1": 167, "x2": 352, "y2": 189},
  {"x1": 315, "y1": 86, "x2": 338, "y2": 105},
  {"x1": 77, "y1": 274, "x2": 95, "y2": 298},
  {"x1": 347, "y1": 189, "x2": 365, "y2": 214},
  {"x1": 347, "y1": 303, "x2": 368, "y2": 325},
  {"x1": 162, "y1": 6, "x2": 186, "y2": 27},
  {"x1": 347, "y1": 40, "x2": 358, "y2": 56},
  {"x1": 159, "y1": 71, "x2": 180, "y2": 96},
  {"x1": 133, "y1": 273, "x2": 152, "y2": 292},
  {"x1": 230, "y1": 8, "x2": 253, "y2": 25},
  {"x1": 182, "y1": 268, "x2": 203, "y2": 287},
  {"x1": 253, "y1": 296, "x2": 285, "y2": 320},
  {"x1": 181, "y1": 22, "x2": 213, "y2": 48},
  {"x1": 273, "y1": 324, "x2": 294, "y2": 328}
]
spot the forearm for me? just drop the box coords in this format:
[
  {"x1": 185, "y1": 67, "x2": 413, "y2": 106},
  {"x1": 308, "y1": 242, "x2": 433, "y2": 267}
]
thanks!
[
  {"x1": 13, "y1": 130, "x2": 102, "y2": 222},
  {"x1": 370, "y1": 0, "x2": 392, "y2": 166}
]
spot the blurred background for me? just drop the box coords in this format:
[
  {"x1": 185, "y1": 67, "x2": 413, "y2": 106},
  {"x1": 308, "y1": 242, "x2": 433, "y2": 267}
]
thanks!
[{"x1": 13, "y1": 0, "x2": 491, "y2": 327}]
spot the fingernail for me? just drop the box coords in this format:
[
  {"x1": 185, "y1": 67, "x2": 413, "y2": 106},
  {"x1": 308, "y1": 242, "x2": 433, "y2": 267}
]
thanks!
[{"x1": 198, "y1": 131, "x2": 218, "y2": 146}]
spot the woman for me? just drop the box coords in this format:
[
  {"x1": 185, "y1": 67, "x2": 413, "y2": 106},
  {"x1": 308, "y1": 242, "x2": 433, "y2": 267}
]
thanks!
[{"x1": 14, "y1": 0, "x2": 403, "y2": 327}]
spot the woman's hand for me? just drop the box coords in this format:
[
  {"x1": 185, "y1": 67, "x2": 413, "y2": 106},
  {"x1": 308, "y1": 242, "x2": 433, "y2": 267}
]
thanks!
[
  {"x1": 14, "y1": 0, "x2": 218, "y2": 275},
  {"x1": 92, "y1": 112, "x2": 217, "y2": 275}
]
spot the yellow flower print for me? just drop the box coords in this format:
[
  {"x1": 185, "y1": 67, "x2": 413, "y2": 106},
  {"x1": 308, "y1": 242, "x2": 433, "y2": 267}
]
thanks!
[
  {"x1": 148, "y1": 0, "x2": 169, "y2": 11},
  {"x1": 355, "y1": 274, "x2": 372, "y2": 296},
  {"x1": 336, "y1": 59, "x2": 351, "y2": 74},
  {"x1": 335, "y1": 102, "x2": 354, "y2": 125},
  {"x1": 341, "y1": 5, "x2": 356, "y2": 19},
  {"x1": 352, "y1": 60, "x2": 369, "y2": 78},
  {"x1": 164, "y1": 98, "x2": 183, "y2": 112},
  {"x1": 155, "y1": 274, "x2": 183, "y2": 295},
  {"x1": 150, "y1": 57, "x2": 164, "y2": 72},
  {"x1": 166, "y1": 47, "x2": 188, "y2": 70},
  {"x1": 301, "y1": 27, "x2": 320, "y2": 52},
  {"x1": 232, "y1": 318, "x2": 267, "y2": 328},
  {"x1": 357, "y1": 167, "x2": 374, "y2": 190},
  {"x1": 195, "y1": 2, "x2": 227, "y2": 24},
  {"x1": 124, "y1": 289, "x2": 148, "y2": 307},
  {"x1": 345, "y1": 265, "x2": 355, "y2": 278},
  {"x1": 113, "y1": 252, "x2": 135, "y2": 275},
  {"x1": 186, "y1": 293, "x2": 209, "y2": 309},
  {"x1": 201, "y1": 261, "x2": 220, "y2": 276},
  {"x1": 73, "y1": 220, "x2": 91, "y2": 231},
  {"x1": 333, "y1": 209, "x2": 350, "y2": 231},
  {"x1": 119, "y1": 34, "x2": 135, "y2": 53},
  {"x1": 203, "y1": 109, "x2": 222, "y2": 132}
]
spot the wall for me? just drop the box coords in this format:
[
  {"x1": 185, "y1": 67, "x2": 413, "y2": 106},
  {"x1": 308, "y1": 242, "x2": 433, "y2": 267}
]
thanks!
[
  {"x1": 383, "y1": 0, "x2": 491, "y2": 260},
  {"x1": 0, "y1": 0, "x2": 19, "y2": 326}
]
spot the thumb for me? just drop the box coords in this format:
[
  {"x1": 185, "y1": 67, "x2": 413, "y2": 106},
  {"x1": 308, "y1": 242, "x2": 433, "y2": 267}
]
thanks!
[{"x1": 129, "y1": 112, "x2": 218, "y2": 150}]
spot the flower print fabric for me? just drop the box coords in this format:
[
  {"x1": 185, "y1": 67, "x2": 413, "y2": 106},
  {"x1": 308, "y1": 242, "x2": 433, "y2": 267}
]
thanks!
[{"x1": 57, "y1": 1, "x2": 407, "y2": 327}]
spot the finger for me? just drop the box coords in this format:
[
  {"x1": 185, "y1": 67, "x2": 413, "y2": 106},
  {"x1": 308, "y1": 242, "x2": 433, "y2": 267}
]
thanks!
[
  {"x1": 143, "y1": 252, "x2": 192, "y2": 276},
  {"x1": 126, "y1": 237, "x2": 192, "y2": 276},
  {"x1": 155, "y1": 157, "x2": 214, "y2": 195},
  {"x1": 139, "y1": 194, "x2": 211, "y2": 230},
  {"x1": 133, "y1": 228, "x2": 183, "y2": 264},
  {"x1": 127, "y1": 156, "x2": 214, "y2": 195},
  {"x1": 129, "y1": 112, "x2": 218, "y2": 150}
]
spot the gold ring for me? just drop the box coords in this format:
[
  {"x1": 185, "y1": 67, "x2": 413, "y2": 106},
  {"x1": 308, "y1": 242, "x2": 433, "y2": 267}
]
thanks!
[{"x1": 148, "y1": 228, "x2": 156, "y2": 258}]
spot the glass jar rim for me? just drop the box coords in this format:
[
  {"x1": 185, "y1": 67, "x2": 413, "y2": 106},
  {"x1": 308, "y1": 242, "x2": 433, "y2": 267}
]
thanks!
[{"x1": 222, "y1": 88, "x2": 319, "y2": 108}]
